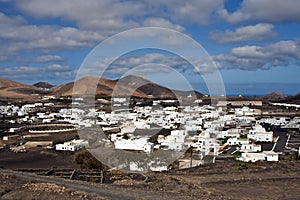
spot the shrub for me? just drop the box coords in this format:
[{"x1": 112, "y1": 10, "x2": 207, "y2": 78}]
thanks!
[{"x1": 237, "y1": 161, "x2": 253, "y2": 170}]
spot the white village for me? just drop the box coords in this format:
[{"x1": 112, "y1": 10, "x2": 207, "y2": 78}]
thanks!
[{"x1": 1, "y1": 95, "x2": 300, "y2": 172}]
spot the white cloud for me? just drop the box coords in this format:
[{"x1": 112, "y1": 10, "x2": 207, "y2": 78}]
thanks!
[
  {"x1": 15, "y1": 0, "x2": 141, "y2": 31},
  {"x1": 114, "y1": 26, "x2": 190, "y2": 48},
  {"x1": 220, "y1": 0, "x2": 300, "y2": 23},
  {"x1": 82, "y1": 53, "x2": 216, "y2": 79},
  {"x1": 45, "y1": 64, "x2": 70, "y2": 72},
  {"x1": 209, "y1": 23, "x2": 275, "y2": 43},
  {"x1": 142, "y1": 18, "x2": 185, "y2": 32},
  {"x1": 0, "y1": 12, "x2": 106, "y2": 55},
  {"x1": 0, "y1": 64, "x2": 74, "y2": 80},
  {"x1": 15, "y1": 0, "x2": 223, "y2": 28},
  {"x1": 54, "y1": 70, "x2": 77, "y2": 79},
  {"x1": 36, "y1": 55, "x2": 65, "y2": 63},
  {"x1": 0, "y1": 66, "x2": 40, "y2": 76},
  {"x1": 214, "y1": 40, "x2": 300, "y2": 70},
  {"x1": 155, "y1": 0, "x2": 224, "y2": 25},
  {"x1": 0, "y1": 0, "x2": 227, "y2": 63},
  {"x1": 1, "y1": 1, "x2": 192, "y2": 56},
  {"x1": 218, "y1": 9, "x2": 249, "y2": 24},
  {"x1": 2, "y1": 0, "x2": 299, "y2": 84}
]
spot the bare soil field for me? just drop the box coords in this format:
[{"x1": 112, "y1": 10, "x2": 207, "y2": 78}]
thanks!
[
  {"x1": 0, "y1": 148, "x2": 79, "y2": 169},
  {"x1": 165, "y1": 159, "x2": 300, "y2": 199},
  {"x1": 0, "y1": 154, "x2": 300, "y2": 200}
]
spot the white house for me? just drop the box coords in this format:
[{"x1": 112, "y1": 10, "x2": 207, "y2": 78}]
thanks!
[
  {"x1": 55, "y1": 139, "x2": 89, "y2": 151},
  {"x1": 247, "y1": 132, "x2": 273, "y2": 142},
  {"x1": 218, "y1": 129, "x2": 241, "y2": 139},
  {"x1": 264, "y1": 151, "x2": 279, "y2": 161},
  {"x1": 257, "y1": 117, "x2": 290, "y2": 126},
  {"x1": 192, "y1": 131, "x2": 219, "y2": 156},
  {"x1": 247, "y1": 125, "x2": 273, "y2": 142},
  {"x1": 157, "y1": 130, "x2": 187, "y2": 151},
  {"x1": 226, "y1": 137, "x2": 249, "y2": 146},
  {"x1": 239, "y1": 151, "x2": 279, "y2": 162},
  {"x1": 21, "y1": 104, "x2": 36, "y2": 113},
  {"x1": 234, "y1": 107, "x2": 261, "y2": 116},
  {"x1": 112, "y1": 97, "x2": 127, "y2": 103},
  {"x1": 185, "y1": 120, "x2": 202, "y2": 131},
  {"x1": 240, "y1": 143, "x2": 262, "y2": 152},
  {"x1": 114, "y1": 137, "x2": 154, "y2": 153},
  {"x1": 239, "y1": 152, "x2": 265, "y2": 162}
]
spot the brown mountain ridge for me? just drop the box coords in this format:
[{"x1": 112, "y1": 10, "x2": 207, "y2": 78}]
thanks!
[
  {"x1": 0, "y1": 76, "x2": 203, "y2": 100},
  {"x1": 262, "y1": 92, "x2": 287, "y2": 101},
  {"x1": 0, "y1": 78, "x2": 47, "y2": 100}
]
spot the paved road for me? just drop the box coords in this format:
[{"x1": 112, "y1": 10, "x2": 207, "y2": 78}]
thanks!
[
  {"x1": 0, "y1": 168, "x2": 187, "y2": 200},
  {"x1": 273, "y1": 131, "x2": 288, "y2": 152}
]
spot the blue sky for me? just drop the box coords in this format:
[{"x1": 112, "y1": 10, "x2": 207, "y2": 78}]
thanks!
[{"x1": 0, "y1": 0, "x2": 300, "y2": 95}]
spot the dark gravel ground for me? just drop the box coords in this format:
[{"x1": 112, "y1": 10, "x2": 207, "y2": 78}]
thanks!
[{"x1": 1, "y1": 158, "x2": 300, "y2": 200}]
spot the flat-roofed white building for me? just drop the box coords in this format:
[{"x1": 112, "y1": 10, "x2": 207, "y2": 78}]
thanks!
[
  {"x1": 185, "y1": 120, "x2": 202, "y2": 131},
  {"x1": 55, "y1": 139, "x2": 89, "y2": 151},
  {"x1": 218, "y1": 129, "x2": 241, "y2": 139},
  {"x1": 157, "y1": 130, "x2": 187, "y2": 151},
  {"x1": 264, "y1": 151, "x2": 279, "y2": 161},
  {"x1": 239, "y1": 151, "x2": 278, "y2": 162},
  {"x1": 114, "y1": 137, "x2": 154, "y2": 153},
  {"x1": 217, "y1": 100, "x2": 262, "y2": 107},
  {"x1": 239, "y1": 152, "x2": 266, "y2": 163},
  {"x1": 247, "y1": 132, "x2": 273, "y2": 142},
  {"x1": 240, "y1": 143, "x2": 262, "y2": 152},
  {"x1": 192, "y1": 131, "x2": 219, "y2": 156},
  {"x1": 226, "y1": 137, "x2": 249, "y2": 146},
  {"x1": 247, "y1": 125, "x2": 273, "y2": 142},
  {"x1": 257, "y1": 117, "x2": 290, "y2": 126}
]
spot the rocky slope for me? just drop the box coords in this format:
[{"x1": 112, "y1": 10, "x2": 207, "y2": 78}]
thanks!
[
  {"x1": 0, "y1": 78, "x2": 46, "y2": 100},
  {"x1": 262, "y1": 92, "x2": 287, "y2": 101},
  {"x1": 0, "y1": 76, "x2": 203, "y2": 100},
  {"x1": 33, "y1": 82, "x2": 54, "y2": 89}
]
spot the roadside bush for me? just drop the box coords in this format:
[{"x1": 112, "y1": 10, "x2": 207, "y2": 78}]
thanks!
[
  {"x1": 285, "y1": 152, "x2": 299, "y2": 161},
  {"x1": 237, "y1": 161, "x2": 253, "y2": 170}
]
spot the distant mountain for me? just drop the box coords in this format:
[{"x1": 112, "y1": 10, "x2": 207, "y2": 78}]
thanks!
[
  {"x1": 50, "y1": 76, "x2": 123, "y2": 97},
  {"x1": 33, "y1": 82, "x2": 54, "y2": 89},
  {"x1": 261, "y1": 92, "x2": 300, "y2": 105},
  {"x1": 0, "y1": 76, "x2": 203, "y2": 100},
  {"x1": 116, "y1": 75, "x2": 203, "y2": 99},
  {"x1": 282, "y1": 93, "x2": 300, "y2": 104},
  {"x1": 0, "y1": 78, "x2": 46, "y2": 100},
  {"x1": 0, "y1": 78, "x2": 31, "y2": 89},
  {"x1": 53, "y1": 75, "x2": 203, "y2": 99},
  {"x1": 262, "y1": 92, "x2": 287, "y2": 101}
]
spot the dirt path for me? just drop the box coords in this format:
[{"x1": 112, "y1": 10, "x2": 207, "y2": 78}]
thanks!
[
  {"x1": 1, "y1": 159, "x2": 300, "y2": 200},
  {"x1": 0, "y1": 168, "x2": 194, "y2": 200}
]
